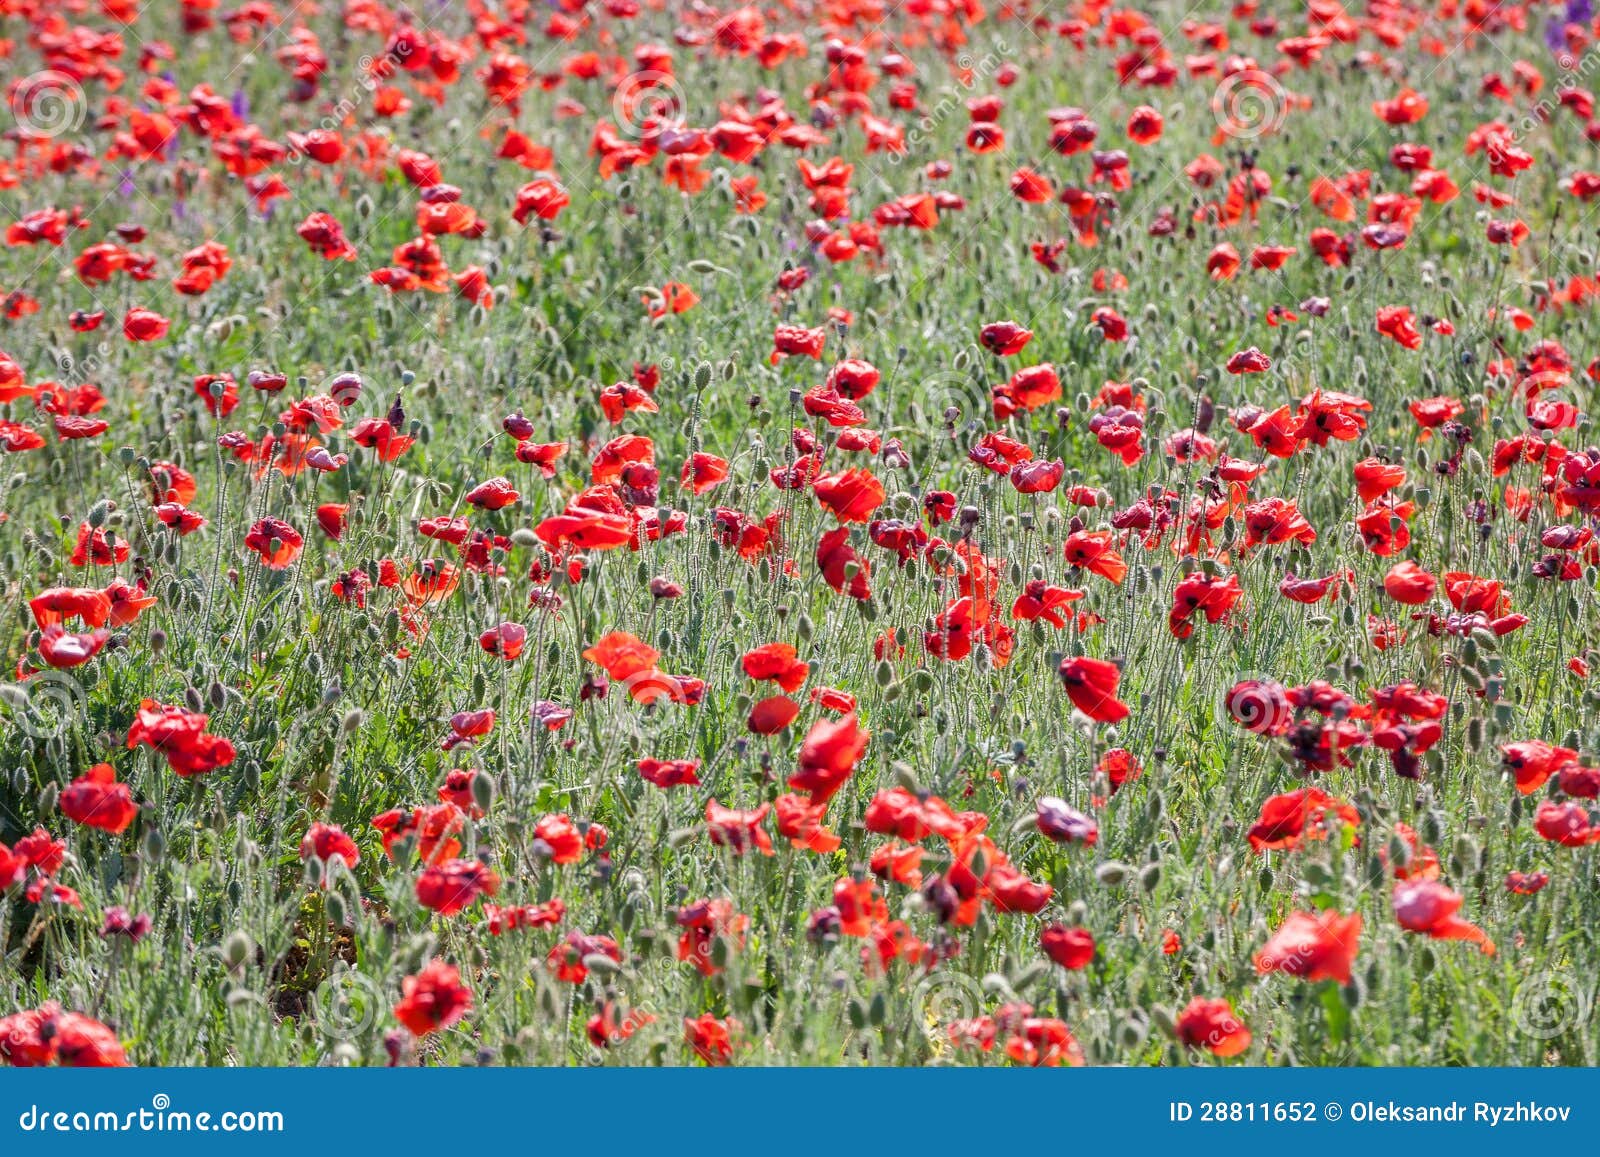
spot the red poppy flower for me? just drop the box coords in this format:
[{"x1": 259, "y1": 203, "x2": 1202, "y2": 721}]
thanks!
[
  {"x1": 59, "y1": 764, "x2": 138, "y2": 834},
  {"x1": 676, "y1": 898, "x2": 750, "y2": 976},
  {"x1": 1534, "y1": 800, "x2": 1600, "y2": 846},
  {"x1": 684, "y1": 1013, "x2": 740, "y2": 1065},
  {"x1": 638, "y1": 757, "x2": 702, "y2": 789},
  {"x1": 1011, "y1": 581, "x2": 1085, "y2": 628},
  {"x1": 1062, "y1": 530, "x2": 1127, "y2": 584},
  {"x1": 682, "y1": 452, "x2": 729, "y2": 494},
  {"x1": 770, "y1": 323, "x2": 827, "y2": 364},
  {"x1": 770, "y1": 793, "x2": 838, "y2": 854},
  {"x1": 1168, "y1": 571, "x2": 1243, "y2": 638},
  {"x1": 1126, "y1": 105, "x2": 1163, "y2": 144},
  {"x1": 1225, "y1": 346, "x2": 1271, "y2": 374},
  {"x1": 813, "y1": 468, "x2": 885, "y2": 522},
  {"x1": 741, "y1": 642, "x2": 809, "y2": 692},
  {"x1": 35, "y1": 624, "x2": 109, "y2": 669},
  {"x1": 244, "y1": 517, "x2": 304, "y2": 568},
  {"x1": 1175, "y1": 998, "x2": 1251, "y2": 1058},
  {"x1": 1254, "y1": 910, "x2": 1363, "y2": 984},
  {"x1": 415, "y1": 857, "x2": 501, "y2": 914},
  {"x1": 373, "y1": 803, "x2": 464, "y2": 865},
  {"x1": 1010, "y1": 458, "x2": 1064, "y2": 494},
  {"x1": 978, "y1": 320, "x2": 1033, "y2": 357},
  {"x1": 464, "y1": 477, "x2": 520, "y2": 510},
  {"x1": 1392, "y1": 880, "x2": 1494, "y2": 954},
  {"x1": 1039, "y1": 924, "x2": 1095, "y2": 969},
  {"x1": 747, "y1": 694, "x2": 800, "y2": 734},
  {"x1": 1004, "y1": 1017, "x2": 1084, "y2": 1067},
  {"x1": 788, "y1": 712, "x2": 869, "y2": 804},
  {"x1": 705, "y1": 799, "x2": 774, "y2": 856},
  {"x1": 1376, "y1": 305, "x2": 1423, "y2": 349},
  {"x1": 1354, "y1": 457, "x2": 1407, "y2": 503},
  {"x1": 479, "y1": 622, "x2": 526, "y2": 660},
  {"x1": 125, "y1": 699, "x2": 236, "y2": 777},
  {"x1": 1247, "y1": 788, "x2": 1359, "y2": 853},
  {"x1": 1058, "y1": 656, "x2": 1130, "y2": 723},
  {"x1": 1505, "y1": 871, "x2": 1550, "y2": 895},
  {"x1": 299, "y1": 822, "x2": 361, "y2": 870},
  {"x1": 583, "y1": 631, "x2": 659, "y2": 682},
  {"x1": 351, "y1": 416, "x2": 416, "y2": 461},
  {"x1": 0, "y1": 1004, "x2": 127, "y2": 1067},
  {"x1": 512, "y1": 178, "x2": 570, "y2": 223},
  {"x1": 1373, "y1": 87, "x2": 1428, "y2": 124},
  {"x1": 1009, "y1": 166, "x2": 1053, "y2": 202},
  {"x1": 394, "y1": 960, "x2": 472, "y2": 1037}
]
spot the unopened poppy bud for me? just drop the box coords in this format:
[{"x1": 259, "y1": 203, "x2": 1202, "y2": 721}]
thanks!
[
  {"x1": 1121, "y1": 1010, "x2": 1150, "y2": 1049},
  {"x1": 470, "y1": 774, "x2": 495, "y2": 815},
  {"x1": 221, "y1": 930, "x2": 253, "y2": 970},
  {"x1": 1096, "y1": 861, "x2": 1131, "y2": 887}
]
